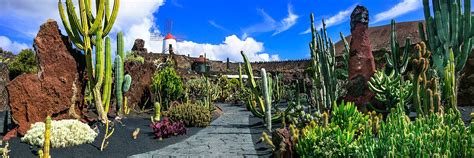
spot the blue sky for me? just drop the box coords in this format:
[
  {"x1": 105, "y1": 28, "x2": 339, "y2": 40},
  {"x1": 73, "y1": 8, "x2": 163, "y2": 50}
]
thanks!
[{"x1": 0, "y1": 0, "x2": 472, "y2": 61}]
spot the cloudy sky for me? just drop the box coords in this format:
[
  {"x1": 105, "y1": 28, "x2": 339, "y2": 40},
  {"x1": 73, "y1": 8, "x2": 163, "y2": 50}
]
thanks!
[{"x1": 0, "y1": 0, "x2": 471, "y2": 62}]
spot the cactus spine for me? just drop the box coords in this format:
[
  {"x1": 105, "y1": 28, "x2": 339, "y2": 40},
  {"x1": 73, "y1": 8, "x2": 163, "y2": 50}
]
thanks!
[
  {"x1": 412, "y1": 43, "x2": 442, "y2": 115},
  {"x1": 309, "y1": 13, "x2": 337, "y2": 111},
  {"x1": 261, "y1": 68, "x2": 271, "y2": 131},
  {"x1": 386, "y1": 20, "x2": 410, "y2": 75},
  {"x1": 58, "y1": 0, "x2": 120, "y2": 122},
  {"x1": 419, "y1": 0, "x2": 473, "y2": 76}
]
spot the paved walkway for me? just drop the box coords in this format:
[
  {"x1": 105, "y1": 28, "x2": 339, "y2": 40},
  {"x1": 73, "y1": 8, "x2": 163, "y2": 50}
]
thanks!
[{"x1": 129, "y1": 104, "x2": 259, "y2": 158}]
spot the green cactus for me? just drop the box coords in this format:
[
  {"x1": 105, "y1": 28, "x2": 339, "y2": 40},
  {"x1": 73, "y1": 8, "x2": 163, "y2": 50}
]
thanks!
[
  {"x1": 386, "y1": 20, "x2": 411, "y2": 75},
  {"x1": 444, "y1": 50, "x2": 456, "y2": 110},
  {"x1": 240, "y1": 52, "x2": 294, "y2": 122},
  {"x1": 43, "y1": 116, "x2": 51, "y2": 158},
  {"x1": 152, "y1": 102, "x2": 161, "y2": 122},
  {"x1": 58, "y1": 0, "x2": 120, "y2": 122},
  {"x1": 309, "y1": 13, "x2": 337, "y2": 111},
  {"x1": 412, "y1": 42, "x2": 442, "y2": 115},
  {"x1": 261, "y1": 68, "x2": 272, "y2": 131},
  {"x1": 115, "y1": 54, "x2": 132, "y2": 117},
  {"x1": 419, "y1": 0, "x2": 473, "y2": 76},
  {"x1": 339, "y1": 32, "x2": 350, "y2": 79}
]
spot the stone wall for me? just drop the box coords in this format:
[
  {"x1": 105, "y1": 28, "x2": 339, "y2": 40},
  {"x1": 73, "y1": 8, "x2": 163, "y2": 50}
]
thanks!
[{"x1": 0, "y1": 63, "x2": 9, "y2": 111}]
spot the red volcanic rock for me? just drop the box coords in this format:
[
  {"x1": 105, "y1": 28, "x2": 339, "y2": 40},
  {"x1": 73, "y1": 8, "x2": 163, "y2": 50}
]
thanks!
[
  {"x1": 345, "y1": 6, "x2": 376, "y2": 108},
  {"x1": 7, "y1": 20, "x2": 86, "y2": 135}
]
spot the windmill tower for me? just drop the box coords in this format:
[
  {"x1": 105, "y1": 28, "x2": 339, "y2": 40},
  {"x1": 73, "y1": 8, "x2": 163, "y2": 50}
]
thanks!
[{"x1": 162, "y1": 20, "x2": 177, "y2": 54}]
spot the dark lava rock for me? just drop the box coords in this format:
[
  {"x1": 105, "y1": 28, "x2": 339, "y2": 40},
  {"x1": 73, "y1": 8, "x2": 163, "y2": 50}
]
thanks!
[
  {"x1": 272, "y1": 128, "x2": 295, "y2": 158},
  {"x1": 345, "y1": 5, "x2": 376, "y2": 108},
  {"x1": 132, "y1": 38, "x2": 147, "y2": 54},
  {"x1": 125, "y1": 61, "x2": 156, "y2": 110},
  {"x1": 6, "y1": 20, "x2": 87, "y2": 135}
]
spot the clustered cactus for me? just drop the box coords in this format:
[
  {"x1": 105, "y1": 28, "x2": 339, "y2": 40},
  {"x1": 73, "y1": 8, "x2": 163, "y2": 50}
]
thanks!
[
  {"x1": 308, "y1": 13, "x2": 338, "y2": 111},
  {"x1": 21, "y1": 119, "x2": 98, "y2": 148},
  {"x1": 115, "y1": 34, "x2": 133, "y2": 117},
  {"x1": 58, "y1": 0, "x2": 121, "y2": 121},
  {"x1": 412, "y1": 43, "x2": 442, "y2": 115},
  {"x1": 164, "y1": 103, "x2": 211, "y2": 127}
]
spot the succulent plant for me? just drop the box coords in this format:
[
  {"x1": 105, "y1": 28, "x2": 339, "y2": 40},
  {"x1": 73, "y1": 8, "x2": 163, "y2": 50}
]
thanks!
[
  {"x1": 149, "y1": 117, "x2": 186, "y2": 139},
  {"x1": 368, "y1": 70, "x2": 412, "y2": 112}
]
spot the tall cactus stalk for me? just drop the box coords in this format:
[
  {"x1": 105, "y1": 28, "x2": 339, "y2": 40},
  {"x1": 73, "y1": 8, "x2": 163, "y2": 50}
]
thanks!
[
  {"x1": 115, "y1": 50, "x2": 132, "y2": 117},
  {"x1": 261, "y1": 68, "x2": 271, "y2": 131},
  {"x1": 241, "y1": 51, "x2": 266, "y2": 112},
  {"x1": 419, "y1": 0, "x2": 473, "y2": 76},
  {"x1": 444, "y1": 50, "x2": 456, "y2": 110},
  {"x1": 238, "y1": 63, "x2": 244, "y2": 90},
  {"x1": 42, "y1": 116, "x2": 51, "y2": 158},
  {"x1": 58, "y1": 0, "x2": 120, "y2": 122},
  {"x1": 309, "y1": 13, "x2": 337, "y2": 111},
  {"x1": 339, "y1": 32, "x2": 350, "y2": 79},
  {"x1": 386, "y1": 19, "x2": 411, "y2": 76}
]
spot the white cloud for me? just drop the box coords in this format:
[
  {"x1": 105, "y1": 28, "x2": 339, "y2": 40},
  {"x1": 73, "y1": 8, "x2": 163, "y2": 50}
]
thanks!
[
  {"x1": 272, "y1": 4, "x2": 299, "y2": 36},
  {"x1": 176, "y1": 35, "x2": 279, "y2": 62},
  {"x1": 209, "y1": 20, "x2": 230, "y2": 32},
  {"x1": 242, "y1": 4, "x2": 299, "y2": 37},
  {"x1": 301, "y1": 4, "x2": 356, "y2": 34},
  {"x1": 373, "y1": 0, "x2": 422, "y2": 24},
  {"x1": 0, "y1": 0, "x2": 165, "y2": 53},
  {"x1": 0, "y1": 36, "x2": 29, "y2": 53}
]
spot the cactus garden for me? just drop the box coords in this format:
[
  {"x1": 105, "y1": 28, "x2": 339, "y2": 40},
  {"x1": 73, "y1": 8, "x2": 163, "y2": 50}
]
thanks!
[{"x1": 0, "y1": 0, "x2": 473, "y2": 157}]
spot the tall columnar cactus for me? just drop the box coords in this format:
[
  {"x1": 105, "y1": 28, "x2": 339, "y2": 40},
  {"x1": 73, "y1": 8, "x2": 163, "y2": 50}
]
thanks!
[
  {"x1": 444, "y1": 50, "x2": 456, "y2": 110},
  {"x1": 419, "y1": 0, "x2": 473, "y2": 76},
  {"x1": 261, "y1": 68, "x2": 272, "y2": 131},
  {"x1": 238, "y1": 63, "x2": 244, "y2": 89},
  {"x1": 412, "y1": 43, "x2": 442, "y2": 115},
  {"x1": 115, "y1": 55, "x2": 132, "y2": 117},
  {"x1": 42, "y1": 116, "x2": 51, "y2": 158},
  {"x1": 58, "y1": 0, "x2": 120, "y2": 121},
  {"x1": 240, "y1": 51, "x2": 294, "y2": 121},
  {"x1": 309, "y1": 13, "x2": 337, "y2": 111},
  {"x1": 386, "y1": 20, "x2": 411, "y2": 76}
]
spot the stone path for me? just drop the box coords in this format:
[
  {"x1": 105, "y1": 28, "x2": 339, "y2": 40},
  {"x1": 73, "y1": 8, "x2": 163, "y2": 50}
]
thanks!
[{"x1": 129, "y1": 104, "x2": 259, "y2": 158}]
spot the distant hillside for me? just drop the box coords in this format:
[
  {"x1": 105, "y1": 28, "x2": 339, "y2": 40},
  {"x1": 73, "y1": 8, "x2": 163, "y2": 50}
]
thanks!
[{"x1": 334, "y1": 20, "x2": 424, "y2": 56}]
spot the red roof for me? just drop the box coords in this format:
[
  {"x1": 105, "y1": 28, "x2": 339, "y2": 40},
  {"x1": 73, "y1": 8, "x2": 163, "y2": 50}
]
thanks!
[
  {"x1": 194, "y1": 55, "x2": 206, "y2": 63},
  {"x1": 164, "y1": 33, "x2": 175, "y2": 40}
]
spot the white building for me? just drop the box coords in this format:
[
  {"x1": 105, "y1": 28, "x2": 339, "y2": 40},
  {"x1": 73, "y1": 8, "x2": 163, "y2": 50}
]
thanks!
[{"x1": 162, "y1": 33, "x2": 177, "y2": 53}]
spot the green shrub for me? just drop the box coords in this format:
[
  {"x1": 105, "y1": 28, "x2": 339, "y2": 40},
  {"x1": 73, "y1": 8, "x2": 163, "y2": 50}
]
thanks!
[
  {"x1": 295, "y1": 102, "x2": 472, "y2": 157},
  {"x1": 164, "y1": 103, "x2": 211, "y2": 127},
  {"x1": 186, "y1": 76, "x2": 220, "y2": 102},
  {"x1": 125, "y1": 51, "x2": 144, "y2": 63},
  {"x1": 8, "y1": 49, "x2": 37, "y2": 79},
  {"x1": 0, "y1": 48, "x2": 15, "y2": 64},
  {"x1": 151, "y1": 66, "x2": 183, "y2": 110}
]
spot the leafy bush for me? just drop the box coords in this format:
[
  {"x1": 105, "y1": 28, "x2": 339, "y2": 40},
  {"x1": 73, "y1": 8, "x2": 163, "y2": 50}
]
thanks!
[
  {"x1": 21, "y1": 119, "x2": 97, "y2": 148},
  {"x1": 149, "y1": 117, "x2": 186, "y2": 139},
  {"x1": 0, "y1": 48, "x2": 15, "y2": 63},
  {"x1": 8, "y1": 49, "x2": 37, "y2": 79},
  {"x1": 125, "y1": 51, "x2": 144, "y2": 63},
  {"x1": 164, "y1": 103, "x2": 211, "y2": 127},
  {"x1": 151, "y1": 66, "x2": 183, "y2": 110}
]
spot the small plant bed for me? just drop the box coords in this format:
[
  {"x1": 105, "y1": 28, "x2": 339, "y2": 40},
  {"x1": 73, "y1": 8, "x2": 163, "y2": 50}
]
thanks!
[{"x1": 2, "y1": 113, "x2": 221, "y2": 158}]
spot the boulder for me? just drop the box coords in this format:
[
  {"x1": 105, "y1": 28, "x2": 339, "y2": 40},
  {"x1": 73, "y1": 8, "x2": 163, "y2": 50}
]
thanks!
[
  {"x1": 125, "y1": 61, "x2": 156, "y2": 110},
  {"x1": 272, "y1": 128, "x2": 294, "y2": 158},
  {"x1": 0, "y1": 63, "x2": 8, "y2": 111},
  {"x1": 7, "y1": 20, "x2": 86, "y2": 135},
  {"x1": 345, "y1": 5, "x2": 376, "y2": 108},
  {"x1": 132, "y1": 39, "x2": 147, "y2": 54}
]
